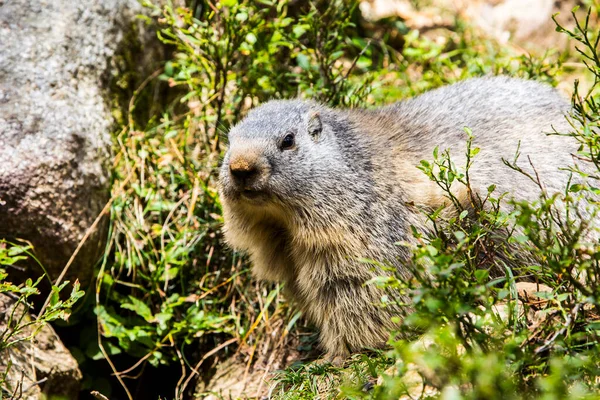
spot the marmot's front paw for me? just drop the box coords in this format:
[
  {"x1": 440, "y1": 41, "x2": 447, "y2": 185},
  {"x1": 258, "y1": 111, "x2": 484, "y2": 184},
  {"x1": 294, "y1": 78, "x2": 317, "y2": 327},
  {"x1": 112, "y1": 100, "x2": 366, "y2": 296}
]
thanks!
[{"x1": 315, "y1": 352, "x2": 347, "y2": 368}]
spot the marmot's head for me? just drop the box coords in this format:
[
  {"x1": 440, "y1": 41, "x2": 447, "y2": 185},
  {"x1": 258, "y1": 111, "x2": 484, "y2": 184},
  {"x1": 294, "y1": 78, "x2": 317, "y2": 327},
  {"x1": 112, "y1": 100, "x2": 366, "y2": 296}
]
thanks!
[{"x1": 219, "y1": 100, "x2": 353, "y2": 211}]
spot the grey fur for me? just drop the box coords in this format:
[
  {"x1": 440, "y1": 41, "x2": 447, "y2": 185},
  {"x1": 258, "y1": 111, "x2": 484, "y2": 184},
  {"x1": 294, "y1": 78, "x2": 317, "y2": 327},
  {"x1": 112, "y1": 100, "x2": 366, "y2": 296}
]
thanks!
[{"x1": 218, "y1": 77, "x2": 580, "y2": 359}]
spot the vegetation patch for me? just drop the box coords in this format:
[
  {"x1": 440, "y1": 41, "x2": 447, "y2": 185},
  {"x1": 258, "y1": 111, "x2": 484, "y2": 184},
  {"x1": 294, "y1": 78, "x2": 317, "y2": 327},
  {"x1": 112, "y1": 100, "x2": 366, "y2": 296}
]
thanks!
[{"x1": 30, "y1": 0, "x2": 600, "y2": 399}]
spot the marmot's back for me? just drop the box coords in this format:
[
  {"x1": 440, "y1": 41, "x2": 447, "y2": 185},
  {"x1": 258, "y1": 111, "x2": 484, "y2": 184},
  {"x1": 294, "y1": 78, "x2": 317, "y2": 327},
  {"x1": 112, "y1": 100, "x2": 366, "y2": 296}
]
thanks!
[{"x1": 382, "y1": 77, "x2": 576, "y2": 206}]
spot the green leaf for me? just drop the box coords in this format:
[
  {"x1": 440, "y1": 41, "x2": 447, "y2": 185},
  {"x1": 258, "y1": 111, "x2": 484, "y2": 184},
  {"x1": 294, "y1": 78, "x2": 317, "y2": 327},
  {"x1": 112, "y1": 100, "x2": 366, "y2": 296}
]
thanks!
[
  {"x1": 121, "y1": 296, "x2": 153, "y2": 322},
  {"x1": 293, "y1": 25, "x2": 308, "y2": 38},
  {"x1": 235, "y1": 11, "x2": 248, "y2": 22},
  {"x1": 569, "y1": 183, "x2": 584, "y2": 192},
  {"x1": 330, "y1": 50, "x2": 344, "y2": 61},
  {"x1": 154, "y1": 312, "x2": 173, "y2": 331},
  {"x1": 474, "y1": 269, "x2": 488, "y2": 282},
  {"x1": 245, "y1": 32, "x2": 257, "y2": 45},
  {"x1": 221, "y1": 0, "x2": 237, "y2": 7},
  {"x1": 454, "y1": 231, "x2": 466, "y2": 241},
  {"x1": 296, "y1": 53, "x2": 310, "y2": 70},
  {"x1": 164, "y1": 61, "x2": 174, "y2": 77},
  {"x1": 425, "y1": 245, "x2": 438, "y2": 257}
]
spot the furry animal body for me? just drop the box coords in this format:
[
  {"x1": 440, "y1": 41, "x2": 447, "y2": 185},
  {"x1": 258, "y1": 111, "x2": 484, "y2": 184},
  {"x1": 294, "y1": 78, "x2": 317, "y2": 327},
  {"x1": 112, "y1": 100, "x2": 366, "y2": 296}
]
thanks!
[{"x1": 218, "y1": 77, "x2": 579, "y2": 359}]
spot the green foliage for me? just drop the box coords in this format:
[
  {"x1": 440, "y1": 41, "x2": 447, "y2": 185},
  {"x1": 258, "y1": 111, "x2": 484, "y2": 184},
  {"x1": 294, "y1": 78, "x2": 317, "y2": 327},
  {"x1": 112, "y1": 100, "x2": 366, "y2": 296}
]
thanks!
[
  {"x1": 270, "y1": 352, "x2": 393, "y2": 399},
  {"x1": 369, "y1": 27, "x2": 563, "y2": 102},
  {"x1": 92, "y1": 0, "x2": 590, "y2": 398},
  {"x1": 0, "y1": 241, "x2": 84, "y2": 395}
]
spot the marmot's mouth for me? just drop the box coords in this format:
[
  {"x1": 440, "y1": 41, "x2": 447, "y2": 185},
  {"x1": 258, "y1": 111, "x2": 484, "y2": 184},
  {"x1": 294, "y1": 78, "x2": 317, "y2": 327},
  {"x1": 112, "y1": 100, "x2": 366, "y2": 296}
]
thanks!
[
  {"x1": 242, "y1": 189, "x2": 260, "y2": 197},
  {"x1": 240, "y1": 189, "x2": 268, "y2": 202}
]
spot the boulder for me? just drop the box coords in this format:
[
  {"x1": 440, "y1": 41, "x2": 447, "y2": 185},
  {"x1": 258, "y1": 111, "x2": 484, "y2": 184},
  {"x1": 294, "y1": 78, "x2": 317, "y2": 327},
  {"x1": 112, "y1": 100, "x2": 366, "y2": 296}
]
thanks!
[
  {"x1": 196, "y1": 335, "x2": 318, "y2": 399},
  {"x1": 463, "y1": 0, "x2": 581, "y2": 50},
  {"x1": 359, "y1": 0, "x2": 582, "y2": 52},
  {"x1": 0, "y1": 294, "x2": 82, "y2": 399},
  {"x1": 0, "y1": 0, "x2": 157, "y2": 286}
]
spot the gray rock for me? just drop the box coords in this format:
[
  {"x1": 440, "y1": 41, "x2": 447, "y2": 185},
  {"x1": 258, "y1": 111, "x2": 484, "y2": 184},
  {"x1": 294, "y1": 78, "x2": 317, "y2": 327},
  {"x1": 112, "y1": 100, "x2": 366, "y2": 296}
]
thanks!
[
  {"x1": 0, "y1": 294, "x2": 82, "y2": 399},
  {"x1": 0, "y1": 0, "x2": 153, "y2": 285},
  {"x1": 359, "y1": 0, "x2": 581, "y2": 52}
]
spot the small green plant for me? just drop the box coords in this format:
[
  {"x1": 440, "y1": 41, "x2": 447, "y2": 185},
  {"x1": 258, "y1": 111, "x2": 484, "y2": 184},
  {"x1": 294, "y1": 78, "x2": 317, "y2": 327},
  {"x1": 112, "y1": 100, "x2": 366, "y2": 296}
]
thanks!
[
  {"x1": 270, "y1": 352, "x2": 393, "y2": 399},
  {"x1": 0, "y1": 240, "x2": 84, "y2": 396}
]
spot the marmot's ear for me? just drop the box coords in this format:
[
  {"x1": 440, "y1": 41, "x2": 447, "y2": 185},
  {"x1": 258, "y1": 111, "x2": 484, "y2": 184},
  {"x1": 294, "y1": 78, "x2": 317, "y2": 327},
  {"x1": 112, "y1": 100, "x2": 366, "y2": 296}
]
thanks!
[{"x1": 307, "y1": 111, "x2": 322, "y2": 139}]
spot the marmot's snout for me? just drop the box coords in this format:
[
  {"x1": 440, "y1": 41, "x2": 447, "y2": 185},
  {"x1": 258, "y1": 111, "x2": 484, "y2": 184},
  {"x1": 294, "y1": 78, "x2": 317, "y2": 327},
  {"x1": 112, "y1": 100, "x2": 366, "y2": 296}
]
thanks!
[
  {"x1": 229, "y1": 155, "x2": 259, "y2": 185},
  {"x1": 223, "y1": 148, "x2": 271, "y2": 200}
]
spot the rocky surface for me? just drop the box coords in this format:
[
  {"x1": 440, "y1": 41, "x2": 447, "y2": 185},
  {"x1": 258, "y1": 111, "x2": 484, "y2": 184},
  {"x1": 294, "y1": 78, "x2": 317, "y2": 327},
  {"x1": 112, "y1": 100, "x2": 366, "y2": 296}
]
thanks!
[
  {"x1": 464, "y1": 0, "x2": 582, "y2": 49},
  {"x1": 0, "y1": 294, "x2": 82, "y2": 399},
  {"x1": 360, "y1": 0, "x2": 583, "y2": 51},
  {"x1": 196, "y1": 335, "x2": 314, "y2": 399},
  {"x1": 0, "y1": 0, "x2": 158, "y2": 286}
]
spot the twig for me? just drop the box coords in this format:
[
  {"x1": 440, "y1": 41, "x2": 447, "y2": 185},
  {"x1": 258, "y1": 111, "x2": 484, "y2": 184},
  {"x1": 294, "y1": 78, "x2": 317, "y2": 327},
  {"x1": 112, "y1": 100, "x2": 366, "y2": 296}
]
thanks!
[
  {"x1": 10, "y1": 370, "x2": 23, "y2": 400},
  {"x1": 114, "y1": 349, "x2": 155, "y2": 377},
  {"x1": 343, "y1": 39, "x2": 372, "y2": 80},
  {"x1": 535, "y1": 303, "x2": 582, "y2": 354},
  {"x1": 174, "y1": 346, "x2": 188, "y2": 400},
  {"x1": 91, "y1": 390, "x2": 110, "y2": 400},
  {"x1": 175, "y1": 337, "x2": 238, "y2": 400},
  {"x1": 22, "y1": 377, "x2": 48, "y2": 394}
]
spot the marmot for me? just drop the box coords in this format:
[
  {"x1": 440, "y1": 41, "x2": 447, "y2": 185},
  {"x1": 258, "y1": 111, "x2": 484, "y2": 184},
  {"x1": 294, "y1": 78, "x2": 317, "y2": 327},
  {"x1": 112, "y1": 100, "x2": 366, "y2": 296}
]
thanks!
[{"x1": 218, "y1": 77, "x2": 579, "y2": 361}]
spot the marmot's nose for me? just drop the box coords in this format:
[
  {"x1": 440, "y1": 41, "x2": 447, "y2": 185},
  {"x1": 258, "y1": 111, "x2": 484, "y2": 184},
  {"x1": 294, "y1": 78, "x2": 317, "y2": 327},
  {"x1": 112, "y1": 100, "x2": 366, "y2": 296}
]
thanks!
[
  {"x1": 229, "y1": 157, "x2": 259, "y2": 185},
  {"x1": 230, "y1": 165, "x2": 257, "y2": 180}
]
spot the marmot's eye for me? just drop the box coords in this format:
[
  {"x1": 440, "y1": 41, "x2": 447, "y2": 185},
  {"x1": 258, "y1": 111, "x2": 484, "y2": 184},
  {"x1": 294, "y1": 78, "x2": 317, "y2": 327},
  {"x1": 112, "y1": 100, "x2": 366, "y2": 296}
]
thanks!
[{"x1": 280, "y1": 133, "x2": 295, "y2": 150}]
